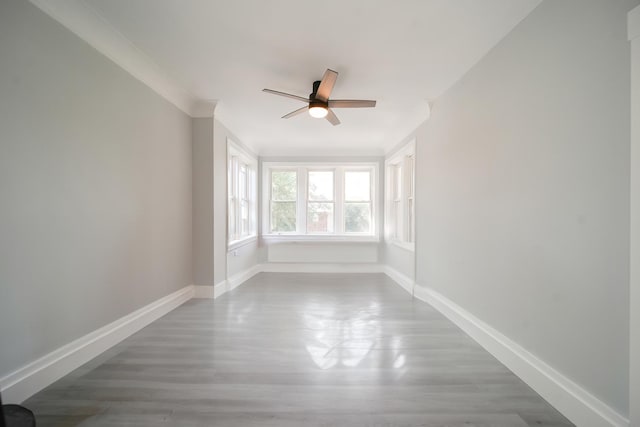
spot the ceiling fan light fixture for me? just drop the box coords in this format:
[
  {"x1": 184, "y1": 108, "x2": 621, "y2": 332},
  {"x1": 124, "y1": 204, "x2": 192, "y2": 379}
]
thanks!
[
  {"x1": 308, "y1": 99, "x2": 328, "y2": 118},
  {"x1": 308, "y1": 105, "x2": 328, "y2": 118}
]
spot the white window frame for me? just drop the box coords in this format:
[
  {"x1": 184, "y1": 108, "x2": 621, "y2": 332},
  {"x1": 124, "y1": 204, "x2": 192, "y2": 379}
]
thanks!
[
  {"x1": 306, "y1": 168, "x2": 336, "y2": 234},
  {"x1": 228, "y1": 140, "x2": 258, "y2": 250},
  {"x1": 343, "y1": 169, "x2": 375, "y2": 236},
  {"x1": 268, "y1": 168, "x2": 299, "y2": 234},
  {"x1": 385, "y1": 139, "x2": 415, "y2": 251},
  {"x1": 262, "y1": 162, "x2": 379, "y2": 242}
]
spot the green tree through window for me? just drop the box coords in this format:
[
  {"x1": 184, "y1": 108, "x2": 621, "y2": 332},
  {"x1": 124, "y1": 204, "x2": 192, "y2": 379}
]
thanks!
[{"x1": 271, "y1": 170, "x2": 297, "y2": 232}]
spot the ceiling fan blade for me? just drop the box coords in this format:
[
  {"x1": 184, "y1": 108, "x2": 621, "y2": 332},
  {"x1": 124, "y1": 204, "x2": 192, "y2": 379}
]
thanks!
[
  {"x1": 328, "y1": 100, "x2": 376, "y2": 108},
  {"x1": 325, "y1": 108, "x2": 340, "y2": 126},
  {"x1": 282, "y1": 106, "x2": 308, "y2": 119},
  {"x1": 263, "y1": 88, "x2": 309, "y2": 103},
  {"x1": 315, "y1": 69, "x2": 338, "y2": 102}
]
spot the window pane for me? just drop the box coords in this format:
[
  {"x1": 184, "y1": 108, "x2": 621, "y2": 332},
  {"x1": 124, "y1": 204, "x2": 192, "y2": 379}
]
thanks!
[
  {"x1": 407, "y1": 199, "x2": 414, "y2": 242},
  {"x1": 228, "y1": 157, "x2": 235, "y2": 195},
  {"x1": 307, "y1": 202, "x2": 334, "y2": 233},
  {"x1": 272, "y1": 170, "x2": 297, "y2": 201},
  {"x1": 394, "y1": 200, "x2": 401, "y2": 238},
  {"x1": 345, "y1": 203, "x2": 371, "y2": 233},
  {"x1": 239, "y1": 165, "x2": 247, "y2": 199},
  {"x1": 308, "y1": 171, "x2": 334, "y2": 201},
  {"x1": 228, "y1": 200, "x2": 236, "y2": 238},
  {"x1": 394, "y1": 166, "x2": 402, "y2": 200},
  {"x1": 241, "y1": 201, "x2": 249, "y2": 235},
  {"x1": 345, "y1": 171, "x2": 370, "y2": 201},
  {"x1": 271, "y1": 201, "x2": 296, "y2": 232},
  {"x1": 405, "y1": 156, "x2": 414, "y2": 198}
]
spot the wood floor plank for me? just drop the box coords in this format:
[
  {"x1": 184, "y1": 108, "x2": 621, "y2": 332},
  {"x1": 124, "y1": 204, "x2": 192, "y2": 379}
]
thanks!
[{"x1": 23, "y1": 273, "x2": 573, "y2": 426}]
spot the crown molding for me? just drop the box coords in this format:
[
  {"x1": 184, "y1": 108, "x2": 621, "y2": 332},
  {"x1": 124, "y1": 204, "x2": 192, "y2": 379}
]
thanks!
[
  {"x1": 28, "y1": 0, "x2": 211, "y2": 117},
  {"x1": 630, "y1": 5, "x2": 640, "y2": 41},
  {"x1": 192, "y1": 100, "x2": 218, "y2": 118}
]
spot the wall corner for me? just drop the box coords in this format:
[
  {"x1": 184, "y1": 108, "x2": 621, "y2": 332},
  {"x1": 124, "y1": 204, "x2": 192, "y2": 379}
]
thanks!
[
  {"x1": 629, "y1": 4, "x2": 640, "y2": 426},
  {"x1": 191, "y1": 100, "x2": 217, "y2": 118}
]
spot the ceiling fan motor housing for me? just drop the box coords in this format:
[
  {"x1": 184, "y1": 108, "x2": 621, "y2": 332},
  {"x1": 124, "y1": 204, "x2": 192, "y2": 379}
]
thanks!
[
  {"x1": 309, "y1": 99, "x2": 328, "y2": 109},
  {"x1": 309, "y1": 80, "x2": 328, "y2": 114},
  {"x1": 310, "y1": 80, "x2": 322, "y2": 100}
]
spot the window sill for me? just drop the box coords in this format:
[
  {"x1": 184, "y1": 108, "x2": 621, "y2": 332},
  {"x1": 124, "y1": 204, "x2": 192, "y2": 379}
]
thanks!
[
  {"x1": 262, "y1": 234, "x2": 380, "y2": 244},
  {"x1": 228, "y1": 235, "x2": 258, "y2": 251},
  {"x1": 387, "y1": 239, "x2": 415, "y2": 252}
]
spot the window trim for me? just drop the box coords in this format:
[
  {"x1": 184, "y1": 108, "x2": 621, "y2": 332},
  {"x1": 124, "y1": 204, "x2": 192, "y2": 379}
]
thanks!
[
  {"x1": 262, "y1": 162, "x2": 379, "y2": 241},
  {"x1": 385, "y1": 139, "x2": 416, "y2": 252},
  {"x1": 227, "y1": 140, "x2": 258, "y2": 249},
  {"x1": 306, "y1": 168, "x2": 336, "y2": 234}
]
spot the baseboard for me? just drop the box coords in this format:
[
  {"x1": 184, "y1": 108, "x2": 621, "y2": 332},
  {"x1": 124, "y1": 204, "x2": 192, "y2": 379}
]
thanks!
[
  {"x1": 404, "y1": 280, "x2": 628, "y2": 427},
  {"x1": 0, "y1": 285, "x2": 194, "y2": 404},
  {"x1": 196, "y1": 263, "x2": 385, "y2": 299},
  {"x1": 382, "y1": 265, "x2": 414, "y2": 295},
  {"x1": 193, "y1": 285, "x2": 216, "y2": 299},
  {"x1": 260, "y1": 262, "x2": 384, "y2": 273},
  {"x1": 193, "y1": 282, "x2": 228, "y2": 299},
  {"x1": 227, "y1": 264, "x2": 262, "y2": 291},
  {"x1": 193, "y1": 265, "x2": 263, "y2": 299},
  {"x1": 213, "y1": 281, "x2": 227, "y2": 299},
  {"x1": 193, "y1": 282, "x2": 226, "y2": 299}
]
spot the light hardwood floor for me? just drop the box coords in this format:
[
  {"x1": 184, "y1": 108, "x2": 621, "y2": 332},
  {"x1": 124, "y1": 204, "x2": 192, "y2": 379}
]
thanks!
[{"x1": 24, "y1": 273, "x2": 573, "y2": 426}]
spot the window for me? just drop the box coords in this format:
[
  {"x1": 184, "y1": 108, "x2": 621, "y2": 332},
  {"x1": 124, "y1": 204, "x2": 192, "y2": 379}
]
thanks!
[
  {"x1": 263, "y1": 163, "x2": 378, "y2": 239},
  {"x1": 270, "y1": 169, "x2": 297, "y2": 233},
  {"x1": 344, "y1": 171, "x2": 372, "y2": 233},
  {"x1": 228, "y1": 141, "x2": 257, "y2": 247},
  {"x1": 307, "y1": 170, "x2": 334, "y2": 233},
  {"x1": 385, "y1": 140, "x2": 415, "y2": 250}
]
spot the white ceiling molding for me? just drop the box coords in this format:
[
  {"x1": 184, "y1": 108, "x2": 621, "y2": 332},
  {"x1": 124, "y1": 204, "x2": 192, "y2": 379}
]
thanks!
[
  {"x1": 256, "y1": 144, "x2": 385, "y2": 158},
  {"x1": 630, "y1": 5, "x2": 640, "y2": 41},
  {"x1": 28, "y1": 0, "x2": 202, "y2": 117},
  {"x1": 213, "y1": 102, "x2": 260, "y2": 155},
  {"x1": 191, "y1": 100, "x2": 217, "y2": 118}
]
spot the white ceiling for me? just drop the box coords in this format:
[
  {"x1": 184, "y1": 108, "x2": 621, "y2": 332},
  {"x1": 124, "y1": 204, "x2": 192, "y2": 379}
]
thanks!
[{"x1": 76, "y1": 0, "x2": 541, "y2": 155}]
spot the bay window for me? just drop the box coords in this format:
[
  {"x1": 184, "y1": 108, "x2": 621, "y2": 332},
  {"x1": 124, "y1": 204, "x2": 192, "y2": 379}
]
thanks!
[
  {"x1": 228, "y1": 141, "x2": 257, "y2": 247},
  {"x1": 263, "y1": 163, "x2": 378, "y2": 239},
  {"x1": 385, "y1": 140, "x2": 415, "y2": 250}
]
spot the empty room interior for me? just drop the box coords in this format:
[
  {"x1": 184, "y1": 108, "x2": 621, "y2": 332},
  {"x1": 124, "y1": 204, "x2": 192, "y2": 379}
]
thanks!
[{"x1": 1, "y1": 0, "x2": 640, "y2": 426}]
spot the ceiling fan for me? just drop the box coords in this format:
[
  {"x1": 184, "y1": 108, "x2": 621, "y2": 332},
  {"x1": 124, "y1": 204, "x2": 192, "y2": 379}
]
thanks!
[{"x1": 262, "y1": 69, "x2": 376, "y2": 126}]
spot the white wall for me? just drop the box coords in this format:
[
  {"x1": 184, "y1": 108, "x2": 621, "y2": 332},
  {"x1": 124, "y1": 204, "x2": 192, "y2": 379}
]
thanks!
[
  {"x1": 192, "y1": 117, "x2": 214, "y2": 287},
  {"x1": 266, "y1": 242, "x2": 378, "y2": 264},
  {"x1": 212, "y1": 120, "x2": 228, "y2": 285},
  {"x1": 0, "y1": 0, "x2": 192, "y2": 381},
  {"x1": 415, "y1": 0, "x2": 636, "y2": 418},
  {"x1": 629, "y1": 4, "x2": 640, "y2": 425},
  {"x1": 384, "y1": 244, "x2": 415, "y2": 279},
  {"x1": 193, "y1": 117, "x2": 259, "y2": 285},
  {"x1": 214, "y1": 119, "x2": 261, "y2": 280},
  {"x1": 228, "y1": 240, "x2": 260, "y2": 277}
]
